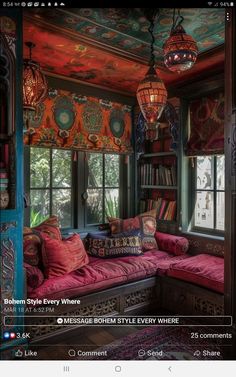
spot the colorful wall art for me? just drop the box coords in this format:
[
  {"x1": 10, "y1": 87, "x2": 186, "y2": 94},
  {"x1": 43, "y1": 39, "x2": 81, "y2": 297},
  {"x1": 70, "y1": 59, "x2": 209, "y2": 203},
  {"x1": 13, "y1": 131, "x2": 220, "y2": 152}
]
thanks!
[{"x1": 24, "y1": 89, "x2": 133, "y2": 154}]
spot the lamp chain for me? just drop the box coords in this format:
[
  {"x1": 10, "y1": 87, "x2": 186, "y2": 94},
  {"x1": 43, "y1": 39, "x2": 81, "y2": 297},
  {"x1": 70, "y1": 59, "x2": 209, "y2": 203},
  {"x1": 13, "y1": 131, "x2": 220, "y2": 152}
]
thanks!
[
  {"x1": 172, "y1": 8, "x2": 184, "y2": 31},
  {"x1": 148, "y1": 16, "x2": 155, "y2": 68}
]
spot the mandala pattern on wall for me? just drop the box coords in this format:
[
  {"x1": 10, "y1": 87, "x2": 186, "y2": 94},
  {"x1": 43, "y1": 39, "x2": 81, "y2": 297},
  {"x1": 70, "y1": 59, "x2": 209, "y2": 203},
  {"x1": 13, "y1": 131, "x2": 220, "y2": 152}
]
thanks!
[
  {"x1": 109, "y1": 109, "x2": 125, "y2": 138},
  {"x1": 53, "y1": 95, "x2": 76, "y2": 130},
  {"x1": 82, "y1": 101, "x2": 103, "y2": 134}
]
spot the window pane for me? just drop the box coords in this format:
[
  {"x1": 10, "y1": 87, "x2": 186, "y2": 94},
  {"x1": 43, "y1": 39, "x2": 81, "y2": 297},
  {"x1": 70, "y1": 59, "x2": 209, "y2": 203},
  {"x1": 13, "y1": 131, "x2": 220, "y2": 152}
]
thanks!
[
  {"x1": 30, "y1": 189, "x2": 50, "y2": 227},
  {"x1": 105, "y1": 189, "x2": 119, "y2": 220},
  {"x1": 87, "y1": 188, "x2": 103, "y2": 224},
  {"x1": 52, "y1": 149, "x2": 72, "y2": 188},
  {"x1": 194, "y1": 191, "x2": 214, "y2": 229},
  {"x1": 52, "y1": 189, "x2": 72, "y2": 228},
  {"x1": 196, "y1": 156, "x2": 213, "y2": 190},
  {"x1": 217, "y1": 155, "x2": 225, "y2": 190},
  {"x1": 105, "y1": 154, "x2": 120, "y2": 187},
  {"x1": 216, "y1": 191, "x2": 225, "y2": 230},
  {"x1": 30, "y1": 148, "x2": 50, "y2": 188},
  {"x1": 88, "y1": 153, "x2": 103, "y2": 187}
]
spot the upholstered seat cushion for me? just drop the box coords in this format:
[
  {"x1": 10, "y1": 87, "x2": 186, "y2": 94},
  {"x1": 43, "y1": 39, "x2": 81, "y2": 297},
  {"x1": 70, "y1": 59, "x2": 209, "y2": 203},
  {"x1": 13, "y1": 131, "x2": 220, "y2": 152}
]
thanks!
[
  {"x1": 167, "y1": 254, "x2": 224, "y2": 293},
  {"x1": 28, "y1": 249, "x2": 188, "y2": 301}
]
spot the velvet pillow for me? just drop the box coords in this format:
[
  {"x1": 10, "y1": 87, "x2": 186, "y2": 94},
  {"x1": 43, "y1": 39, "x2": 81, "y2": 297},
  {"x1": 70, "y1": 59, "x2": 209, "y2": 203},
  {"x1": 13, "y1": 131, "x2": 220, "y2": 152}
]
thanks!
[
  {"x1": 41, "y1": 233, "x2": 89, "y2": 278},
  {"x1": 23, "y1": 216, "x2": 62, "y2": 267},
  {"x1": 24, "y1": 262, "x2": 44, "y2": 291},
  {"x1": 108, "y1": 210, "x2": 158, "y2": 251},
  {"x1": 155, "y1": 231, "x2": 189, "y2": 256},
  {"x1": 86, "y1": 235, "x2": 143, "y2": 258},
  {"x1": 33, "y1": 215, "x2": 62, "y2": 240},
  {"x1": 23, "y1": 227, "x2": 42, "y2": 266}
]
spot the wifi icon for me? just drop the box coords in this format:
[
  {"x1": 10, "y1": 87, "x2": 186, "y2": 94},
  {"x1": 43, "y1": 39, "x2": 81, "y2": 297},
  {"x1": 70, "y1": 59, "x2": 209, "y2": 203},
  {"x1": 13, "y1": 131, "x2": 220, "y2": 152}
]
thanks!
[{"x1": 208, "y1": 1, "x2": 213, "y2": 4}]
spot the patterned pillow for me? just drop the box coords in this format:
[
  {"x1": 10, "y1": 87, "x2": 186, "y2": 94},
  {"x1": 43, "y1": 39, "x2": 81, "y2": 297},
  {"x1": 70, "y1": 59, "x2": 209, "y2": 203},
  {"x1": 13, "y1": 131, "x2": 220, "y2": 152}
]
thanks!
[
  {"x1": 24, "y1": 262, "x2": 44, "y2": 291},
  {"x1": 23, "y1": 227, "x2": 42, "y2": 266},
  {"x1": 108, "y1": 211, "x2": 158, "y2": 251},
  {"x1": 23, "y1": 216, "x2": 61, "y2": 267},
  {"x1": 33, "y1": 215, "x2": 61, "y2": 240},
  {"x1": 87, "y1": 235, "x2": 143, "y2": 258}
]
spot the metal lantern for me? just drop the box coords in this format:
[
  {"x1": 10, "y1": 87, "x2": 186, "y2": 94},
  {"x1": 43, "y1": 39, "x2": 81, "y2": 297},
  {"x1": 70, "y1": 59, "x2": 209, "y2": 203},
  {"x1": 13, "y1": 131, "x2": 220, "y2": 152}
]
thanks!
[
  {"x1": 136, "y1": 10, "x2": 167, "y2": 129},
  {"x1": 137, "y1": 66, "x2": 167, "y2": 125},
  {"x1": 163, "y1": 9, "x2": 198, "y2": 73},
  {"x1": 23, "y1": 42, "x2": 47, "y2": 128}
]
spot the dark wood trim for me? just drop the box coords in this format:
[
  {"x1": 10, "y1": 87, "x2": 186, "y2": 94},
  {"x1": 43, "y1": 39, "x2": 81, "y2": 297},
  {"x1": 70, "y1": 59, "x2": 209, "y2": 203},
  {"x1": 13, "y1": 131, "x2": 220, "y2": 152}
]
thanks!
[
  {"x1": 168, "y1": 71, "x2": 224, "y2": 99},
  {"x1": 46, "y1": 72, "x2": 136, "y2": 102},
  {"x1": 224, "y1": 8, "x2": 236, "y2": 323}
]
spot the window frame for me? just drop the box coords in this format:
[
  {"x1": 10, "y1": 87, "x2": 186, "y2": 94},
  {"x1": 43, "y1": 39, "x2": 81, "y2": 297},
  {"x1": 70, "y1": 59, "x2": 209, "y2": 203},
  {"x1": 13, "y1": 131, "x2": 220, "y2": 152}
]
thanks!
[
  {"x1": 190, "y1": 154, "x2": 225, "y2": 236},
  {"x1": 85, "y1": 152, "x2": 121, "y2": 227},
  {"x1": 25, "y1": 146, "x2": 128, "y2": 231}
]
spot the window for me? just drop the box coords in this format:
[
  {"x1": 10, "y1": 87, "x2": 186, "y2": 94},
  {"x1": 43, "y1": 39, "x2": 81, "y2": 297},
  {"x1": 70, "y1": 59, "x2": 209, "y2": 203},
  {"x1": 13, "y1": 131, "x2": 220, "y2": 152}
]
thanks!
[
  {"x1": 30, "y1": 148, "x2": 72, "y2": 228},
  {"x1": 86, "y1": 153, "x2": 120, "y2": 225},
  {"x1": 27, "y1": 148, "x2": 125, "y2": 229},
  {"x1": 192, "y1": 155, "x2": 225, "y2": 232}
]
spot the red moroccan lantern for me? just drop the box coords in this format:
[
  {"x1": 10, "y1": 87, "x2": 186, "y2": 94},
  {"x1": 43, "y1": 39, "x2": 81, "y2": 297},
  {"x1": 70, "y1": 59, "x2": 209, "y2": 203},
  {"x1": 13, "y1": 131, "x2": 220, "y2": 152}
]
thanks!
[
  {"x1": 137, "y1": 10, "x2": 167, "y2": 128},
  {"x1": 163, "y1": 10, "x2": 198, "y2": 73},
  {"x1": 23, "y1": 42, "x2": 47, "y2": 125},
  {"x1": 137, "y1": 66, "x2": 167, "y2": 125}
]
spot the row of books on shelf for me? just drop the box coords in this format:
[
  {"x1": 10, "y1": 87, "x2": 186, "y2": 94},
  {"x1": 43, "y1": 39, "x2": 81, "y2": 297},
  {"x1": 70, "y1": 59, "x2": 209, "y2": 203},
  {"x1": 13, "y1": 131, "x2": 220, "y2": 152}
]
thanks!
[
  {"x1": 139, "y1": 198, "x2": 177, "y2": 221},
  {"x1": 139, "y1": 163, "x2": 177, "y2": 186}
]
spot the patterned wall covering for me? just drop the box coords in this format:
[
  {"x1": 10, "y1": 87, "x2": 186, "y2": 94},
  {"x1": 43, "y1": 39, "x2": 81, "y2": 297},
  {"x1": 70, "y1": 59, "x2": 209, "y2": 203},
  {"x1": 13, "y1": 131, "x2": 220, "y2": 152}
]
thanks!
[
  {"x1": 186, "y1": 92, "x2": 224, "y2": 156},
  {"x1": 24, "y1": 89, "x2": 133, "y2": 154}
]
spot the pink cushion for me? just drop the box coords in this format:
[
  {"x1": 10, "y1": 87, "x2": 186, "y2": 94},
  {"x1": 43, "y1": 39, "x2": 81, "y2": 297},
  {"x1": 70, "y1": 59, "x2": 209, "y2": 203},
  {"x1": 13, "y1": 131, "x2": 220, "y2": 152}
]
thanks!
[
  {"x1": 41, "y1": 233, "x2": 89, "y2": 278},
  {"x1": 155, "y1": 231, "x2": 189, "y2": 256},
  {"x1": 28, "y1": 250, "x2": 187, "y2": 301},
  {"x1": 167, "y1": 254, "x2": 224, "y2": 293}
]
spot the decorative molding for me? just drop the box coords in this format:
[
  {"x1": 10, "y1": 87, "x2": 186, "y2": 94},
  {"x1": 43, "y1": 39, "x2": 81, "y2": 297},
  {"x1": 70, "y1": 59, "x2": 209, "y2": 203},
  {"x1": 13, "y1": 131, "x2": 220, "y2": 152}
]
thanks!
[
  {"x1": 0, "y1": 221, "x2": 17, "y2": 233},
  {"x1": 0, "y1": 238, "x2": 15, "y2": 333},
  {"x1": 186, "y1": 235, "x2": 224, "y2": 257},
  {"x1": 194, "y1": 296, "x2": 223, "y2": 316},
  {"x1": 124, "y1": 287, "x2": 156, "y2": 308}
]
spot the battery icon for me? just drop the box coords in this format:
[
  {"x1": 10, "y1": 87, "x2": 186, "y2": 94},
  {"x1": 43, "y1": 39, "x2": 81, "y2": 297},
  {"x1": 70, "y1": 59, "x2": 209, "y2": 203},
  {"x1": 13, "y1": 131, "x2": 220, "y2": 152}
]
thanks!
[{"x1": 230, "y1": 2, "x2": 234, "y2": 5}]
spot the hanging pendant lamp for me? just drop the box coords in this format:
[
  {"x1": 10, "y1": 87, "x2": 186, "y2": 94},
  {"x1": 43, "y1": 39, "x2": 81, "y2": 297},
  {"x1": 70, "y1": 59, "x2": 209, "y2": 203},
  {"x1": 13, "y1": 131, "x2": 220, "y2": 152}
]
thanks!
[
  {"x1": 163, "y1": 9, "x2": 198, "y2": 73},
  {"x1": 23, "y1": 41, "x2": 48, "y2": 129},
  {"x1": 136, "y1": 9, "x2": 167, "y2": 129}
]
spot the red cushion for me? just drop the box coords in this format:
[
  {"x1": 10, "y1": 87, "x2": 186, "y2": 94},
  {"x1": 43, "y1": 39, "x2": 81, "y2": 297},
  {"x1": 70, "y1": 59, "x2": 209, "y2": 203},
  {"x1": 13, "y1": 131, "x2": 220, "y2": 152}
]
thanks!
[
  {"x1": 23, "y1": 217, "x2": 62, "y2": 267},
  {"x1": 108, "y1": 210, "x2": 158, "y2": 251},
  {"x1": 24, "y1": 263, "x2": 44, "y2": 291},
  {"x1": 33, "y1": 215, "x2": 61, "y2": 240},
  {"x1": 167, "y1": 254, "x2": 224, "y2": 293},
  {"x1": 23, "y1": 227, "x2": 42, "y2": 266},
  {"x1": 155, "y1": 231, "x2": 189, "y2": 256},
  {"x1": 28, "y1": 249, "x2": 188, "y2": 301},
  {"x1": 41, "y1": 233, "x2": 89, "y2": 278}
]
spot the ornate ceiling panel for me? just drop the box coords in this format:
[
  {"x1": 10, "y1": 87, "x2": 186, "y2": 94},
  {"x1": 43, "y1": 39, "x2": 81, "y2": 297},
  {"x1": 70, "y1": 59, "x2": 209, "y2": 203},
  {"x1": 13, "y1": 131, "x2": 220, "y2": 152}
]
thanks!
[{"x1": 23, "y1": 8, "x2": 225, "y2": 94}]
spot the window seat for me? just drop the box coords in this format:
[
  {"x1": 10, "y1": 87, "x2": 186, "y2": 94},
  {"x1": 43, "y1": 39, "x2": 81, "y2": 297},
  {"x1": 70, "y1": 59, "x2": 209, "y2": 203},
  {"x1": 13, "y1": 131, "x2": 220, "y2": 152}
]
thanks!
[
  {"x1": 24, "y1": 231, "x2": 224, "y2": 343},
  {"x1": 27, "y1": 250, "x2": 188, "y2": 301},
  {"x1": 167, "y1": 253, "x2": 224, "y2": 294}
]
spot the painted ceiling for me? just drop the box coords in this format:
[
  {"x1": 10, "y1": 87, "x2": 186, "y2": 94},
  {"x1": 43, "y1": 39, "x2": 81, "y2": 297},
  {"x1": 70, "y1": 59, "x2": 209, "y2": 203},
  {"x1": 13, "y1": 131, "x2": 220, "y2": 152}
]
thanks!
[{"x1": 23, "y1": 8, "x2": 225, "y2": 95}]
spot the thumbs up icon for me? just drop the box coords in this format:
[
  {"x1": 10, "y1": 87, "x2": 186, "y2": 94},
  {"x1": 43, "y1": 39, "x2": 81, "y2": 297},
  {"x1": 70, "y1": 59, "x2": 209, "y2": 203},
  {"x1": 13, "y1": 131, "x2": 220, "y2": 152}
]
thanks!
[{"x1": 15, "y1": 349, "x2": 23, "y2": 357}]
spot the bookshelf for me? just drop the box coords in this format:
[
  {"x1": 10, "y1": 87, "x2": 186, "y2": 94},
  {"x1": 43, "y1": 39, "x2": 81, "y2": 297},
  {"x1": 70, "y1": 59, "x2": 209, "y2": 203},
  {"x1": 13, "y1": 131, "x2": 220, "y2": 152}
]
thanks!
[{"x1": 138, "y1": 123, "x2": 179, "y2": 229}]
